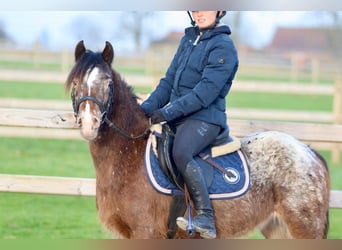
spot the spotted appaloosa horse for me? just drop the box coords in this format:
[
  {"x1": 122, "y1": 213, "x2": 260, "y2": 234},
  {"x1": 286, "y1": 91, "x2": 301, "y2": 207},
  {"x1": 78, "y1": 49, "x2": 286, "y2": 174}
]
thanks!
[{"x1": 65, "y1": 40, "x2": 330, "y2": 239}]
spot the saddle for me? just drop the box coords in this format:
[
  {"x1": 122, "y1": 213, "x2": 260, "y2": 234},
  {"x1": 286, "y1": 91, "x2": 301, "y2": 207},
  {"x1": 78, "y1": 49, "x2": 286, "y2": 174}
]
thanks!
[{"x1": 150, "y1": 123, "x2": 241, "y2": 191}]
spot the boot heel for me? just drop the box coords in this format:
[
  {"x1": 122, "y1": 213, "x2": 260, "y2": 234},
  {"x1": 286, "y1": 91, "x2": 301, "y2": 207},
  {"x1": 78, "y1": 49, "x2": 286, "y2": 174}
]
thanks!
[{"x1": 199, "y1": 229, "x2": 217, "y2": 239}]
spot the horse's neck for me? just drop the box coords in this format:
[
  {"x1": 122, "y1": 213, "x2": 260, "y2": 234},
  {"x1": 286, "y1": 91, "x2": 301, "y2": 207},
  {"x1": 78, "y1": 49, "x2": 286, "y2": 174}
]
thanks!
[
  {"x1": 90, "y1": 97, "x2": 148, "y2": 176},
  {"x1": 114, "y1": 82, "x2": 148, "y2": 135}
]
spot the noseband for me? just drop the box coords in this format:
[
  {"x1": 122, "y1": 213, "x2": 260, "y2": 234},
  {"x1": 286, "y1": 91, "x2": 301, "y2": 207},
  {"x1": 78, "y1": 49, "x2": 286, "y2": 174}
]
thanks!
[
  {"x1": 72, "y1": 82, "x2": 149, "y2": 140},
  {"x1": 73, "y1": 83, "x2": 114, "y2": 125}
]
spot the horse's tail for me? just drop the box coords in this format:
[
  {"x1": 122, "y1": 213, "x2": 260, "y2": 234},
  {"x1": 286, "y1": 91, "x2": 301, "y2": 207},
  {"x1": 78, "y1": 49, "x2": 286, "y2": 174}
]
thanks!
[
  {"x1": 310, "y1": 147, "x2": 330, "y2": 239},
  {"x1": 323, "y1": 210, "x2": 330, "y2": 239},
  {"x1": 311, "y1": 147, "x2": 330, "y2": 173}
]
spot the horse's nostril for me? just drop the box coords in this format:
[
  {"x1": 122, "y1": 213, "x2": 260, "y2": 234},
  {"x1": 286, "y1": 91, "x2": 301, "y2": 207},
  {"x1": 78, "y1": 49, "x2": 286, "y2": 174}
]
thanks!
[
  {"x1": 93, "y1": 116, "x2": 101, "y2": 126},
  {"x1": 77, "y1": 117, "x2": 82, "y2": 127}
]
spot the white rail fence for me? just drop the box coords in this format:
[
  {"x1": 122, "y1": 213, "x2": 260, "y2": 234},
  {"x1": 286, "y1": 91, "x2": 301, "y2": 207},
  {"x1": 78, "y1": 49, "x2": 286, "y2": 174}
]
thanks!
[
  {"x1": 1, "y1": 80, "x2": 341, "y2": 161},
  {"x1": 0, "y1": 107, "x2": 341, "y2": 208}
]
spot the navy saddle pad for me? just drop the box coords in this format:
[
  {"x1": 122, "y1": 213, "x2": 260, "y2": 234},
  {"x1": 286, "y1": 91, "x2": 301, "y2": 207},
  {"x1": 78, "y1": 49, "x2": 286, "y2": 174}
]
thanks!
[{"x1": 144, "y1": 137, "x2": 250, "y2": 200}]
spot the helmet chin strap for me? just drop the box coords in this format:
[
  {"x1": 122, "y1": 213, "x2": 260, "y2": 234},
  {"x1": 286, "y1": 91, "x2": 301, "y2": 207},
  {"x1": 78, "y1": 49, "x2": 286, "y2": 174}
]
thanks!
[{"x1": 187, "y1": 11, "x2": 196, "y2": 26}]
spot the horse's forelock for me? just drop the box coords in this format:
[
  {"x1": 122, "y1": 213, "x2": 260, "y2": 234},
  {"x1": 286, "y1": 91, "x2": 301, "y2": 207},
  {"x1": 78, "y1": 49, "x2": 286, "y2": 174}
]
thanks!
[{"x1": 65, "y1": 51, "x2": 107, "y2": 93}]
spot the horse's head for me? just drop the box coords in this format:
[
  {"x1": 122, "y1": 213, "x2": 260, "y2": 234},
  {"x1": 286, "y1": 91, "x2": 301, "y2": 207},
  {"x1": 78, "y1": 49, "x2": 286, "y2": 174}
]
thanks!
[{"x1": 65, "y1": 40, "x2": 115, "y2": 141}]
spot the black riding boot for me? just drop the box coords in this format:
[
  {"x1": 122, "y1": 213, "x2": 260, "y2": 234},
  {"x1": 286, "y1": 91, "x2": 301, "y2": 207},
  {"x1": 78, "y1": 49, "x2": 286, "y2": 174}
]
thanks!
[{"x1": 176, "y1": 160, "x2": 216, "y2": 239}]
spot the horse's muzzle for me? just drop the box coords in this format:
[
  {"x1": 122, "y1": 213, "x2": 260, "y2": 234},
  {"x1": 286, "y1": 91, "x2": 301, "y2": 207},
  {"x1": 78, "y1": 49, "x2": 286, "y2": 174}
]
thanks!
[{"x1": 77, "y1": 108, "x2": 102, "y2": 141}]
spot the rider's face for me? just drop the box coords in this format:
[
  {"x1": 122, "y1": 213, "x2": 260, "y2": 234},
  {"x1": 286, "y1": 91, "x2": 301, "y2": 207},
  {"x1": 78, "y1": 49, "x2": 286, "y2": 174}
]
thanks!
[{"x1": 191, "y1": 11, "x2": 218, "y2": 29}]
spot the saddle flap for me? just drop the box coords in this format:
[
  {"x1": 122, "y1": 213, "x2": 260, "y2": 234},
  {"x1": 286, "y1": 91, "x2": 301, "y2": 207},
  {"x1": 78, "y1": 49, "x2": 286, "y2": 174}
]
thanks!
[{"x1": 153, "y1": 124, "x2": 184, "y2": 191}]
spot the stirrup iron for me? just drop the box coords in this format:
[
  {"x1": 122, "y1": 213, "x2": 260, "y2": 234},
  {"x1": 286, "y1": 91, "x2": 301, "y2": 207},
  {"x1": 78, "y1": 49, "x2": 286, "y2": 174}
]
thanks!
[{"x1": 186, "y1": 204, "x2": 195, "y2": 237}]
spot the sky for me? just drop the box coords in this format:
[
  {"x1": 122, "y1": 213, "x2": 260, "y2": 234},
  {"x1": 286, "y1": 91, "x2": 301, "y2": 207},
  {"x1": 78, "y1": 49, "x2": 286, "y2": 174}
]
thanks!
[{"x1": 0, "y1": 11, "x2": 339, "y2": 54}]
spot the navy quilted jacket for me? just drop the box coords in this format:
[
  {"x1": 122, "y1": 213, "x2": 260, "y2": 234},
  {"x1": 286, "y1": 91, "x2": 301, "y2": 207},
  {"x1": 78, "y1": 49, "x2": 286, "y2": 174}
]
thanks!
[{"x1": 142, "y1": 24, "x2": 239, "y2": 130}]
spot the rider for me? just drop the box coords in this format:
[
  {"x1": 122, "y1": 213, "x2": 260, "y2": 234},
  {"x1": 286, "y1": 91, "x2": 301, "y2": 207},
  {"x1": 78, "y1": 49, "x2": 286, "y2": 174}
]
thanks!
[{"x1": 141, "y1": 11, "x2": 239, "y2": 239}]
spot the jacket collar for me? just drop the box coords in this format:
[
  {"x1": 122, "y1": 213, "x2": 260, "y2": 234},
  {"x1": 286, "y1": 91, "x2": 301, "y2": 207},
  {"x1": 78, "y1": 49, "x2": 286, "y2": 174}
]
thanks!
[{"x1": 184, "y1": 24, "x2": 231, "y2": 40}]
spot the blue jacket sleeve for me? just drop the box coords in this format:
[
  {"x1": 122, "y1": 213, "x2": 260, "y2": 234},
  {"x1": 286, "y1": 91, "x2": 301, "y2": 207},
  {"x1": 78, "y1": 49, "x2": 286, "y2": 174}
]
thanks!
[
  {"x1": 141, "y1": 39, "x2": 185, "y2": 116},
  {"x1": 161, "y1": 39, "x2": 238, "y2": 122}
]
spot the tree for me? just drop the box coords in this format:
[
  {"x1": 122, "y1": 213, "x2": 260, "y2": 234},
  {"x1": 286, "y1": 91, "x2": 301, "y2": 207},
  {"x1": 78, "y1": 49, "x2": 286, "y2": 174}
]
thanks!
[
  {"x1": 118, "y1": 11, "x2": 156, "y2": 53},
  {"x1": 221, "y1": 11, "x2": 243, "y2": 45},
  {"x1": 318, "y1": 11, "x2": 342, "y2": 57},
  {"x1": 68, "y1": 14, "x2": 105, "y2": 49},
  {"x1": 328, "y1": 11, "x2": 342, "y2": 26},
  {"x1": 0, "y1": 20, "x2": 9, "y2": 40},
  {"x1": 0, "y1": 20, "x2": 14, "y2": 47}
]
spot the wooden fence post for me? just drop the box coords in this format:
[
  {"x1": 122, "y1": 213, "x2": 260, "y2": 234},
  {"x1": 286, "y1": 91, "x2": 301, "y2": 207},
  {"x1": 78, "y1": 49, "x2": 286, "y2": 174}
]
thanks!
[
  {"x1": 333, "y1": 80, "x2": 342, "y2": 124},
  {"x1": 290, "y1": 54, "x2": 298, "y2": 82},
  {"x1": 332, "y1": 79, "x2": 342, "y2": 163},
  {"x1": 32, "y1": 42, "x2": 41, "y2": 70},
  {"x1": 311, "y1": 59, "x2": 319, "y2": 83}
]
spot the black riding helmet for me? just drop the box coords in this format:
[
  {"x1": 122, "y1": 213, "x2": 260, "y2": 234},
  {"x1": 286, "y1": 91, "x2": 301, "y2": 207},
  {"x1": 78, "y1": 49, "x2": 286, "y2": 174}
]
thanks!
[{"x1": 187, "y1": 11, "x2": 227, "y2": 27}]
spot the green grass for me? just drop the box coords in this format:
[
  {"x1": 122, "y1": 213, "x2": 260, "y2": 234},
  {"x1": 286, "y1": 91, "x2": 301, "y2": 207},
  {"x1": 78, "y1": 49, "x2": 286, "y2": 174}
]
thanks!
[
  {"x1": 0, "y1": 138, "x2": 93, "y2": 177},
  {"x1": 0, "y1": 193, "x2": 112, "y2": 239},
  {"x1": 0, "y1": 138, "x2": 112, "y2": 239},
  {"x1": 235, "y1": 73, "x2": 336, "y2": 84},
  {"x1": 0, "y1": 81, "x2": 67, "y2": 100},
  {"x1": 228, "y1": 91, "x2": 332, "y2": 111},
  {"x1": 0, "y1": 60, "x2": 64, "y2": 71}
]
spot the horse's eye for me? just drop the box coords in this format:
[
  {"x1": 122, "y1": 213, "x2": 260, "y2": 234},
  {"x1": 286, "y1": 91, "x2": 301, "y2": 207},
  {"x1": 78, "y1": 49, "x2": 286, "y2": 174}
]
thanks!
[
  {"x1": 106, "y1": 79, "x2": 113, "y2": 87},
  {"x1": 73, "y1": 79, "x2": 79, "y2": 86}
]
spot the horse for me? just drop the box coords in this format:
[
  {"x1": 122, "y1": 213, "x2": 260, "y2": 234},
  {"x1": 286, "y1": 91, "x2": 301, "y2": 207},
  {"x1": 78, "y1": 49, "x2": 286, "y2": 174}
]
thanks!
[{"x1": 65, "y1": 40, "x2": 330, "y2": 239}]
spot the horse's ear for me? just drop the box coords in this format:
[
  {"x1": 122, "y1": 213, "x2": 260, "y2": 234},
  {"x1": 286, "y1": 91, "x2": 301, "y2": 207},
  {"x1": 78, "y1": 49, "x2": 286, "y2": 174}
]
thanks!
[
  {"x1": 102, "y1": 41, "x2": 114, "y2": 65},
  {"x1": 75, "y1": 40, "x2": 86, "y2": 62}
]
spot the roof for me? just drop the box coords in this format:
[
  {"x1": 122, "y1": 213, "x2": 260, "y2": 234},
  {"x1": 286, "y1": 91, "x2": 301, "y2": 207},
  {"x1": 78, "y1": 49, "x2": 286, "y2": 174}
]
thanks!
[{"x1": 267, "y1": 27, "x2": 342, "y2": 56}]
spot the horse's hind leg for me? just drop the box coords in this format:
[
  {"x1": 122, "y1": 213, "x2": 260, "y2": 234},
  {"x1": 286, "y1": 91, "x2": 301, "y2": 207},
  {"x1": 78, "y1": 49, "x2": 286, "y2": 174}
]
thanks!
[
  {"x1": 260, "y1": 207, "x2": 328, "y2": 239},
  {"x1": 275, "y1": 204, "x2": 328, "y2": 239},
  {"x1": 259, "y1": 213, "x2": 293, "y2": 239}
]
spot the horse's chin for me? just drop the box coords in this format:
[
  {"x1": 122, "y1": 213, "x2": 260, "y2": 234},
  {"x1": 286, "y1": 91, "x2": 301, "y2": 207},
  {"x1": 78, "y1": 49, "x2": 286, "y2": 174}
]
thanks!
[{"x1": 80, "y1": 126, "x2": 99, "y2": 141}]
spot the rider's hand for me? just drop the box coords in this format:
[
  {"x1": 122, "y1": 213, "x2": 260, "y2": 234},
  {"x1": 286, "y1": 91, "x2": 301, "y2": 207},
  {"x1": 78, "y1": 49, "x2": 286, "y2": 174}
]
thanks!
[{"x1": 150, "y1": 109, "x2": 166, "y2": 124}]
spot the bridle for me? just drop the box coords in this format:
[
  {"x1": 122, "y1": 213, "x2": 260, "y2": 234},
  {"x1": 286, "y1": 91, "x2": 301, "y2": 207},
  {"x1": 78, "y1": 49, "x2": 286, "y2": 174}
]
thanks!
[
  {"x1": 72, "y1": 82, "x2": 150, "y2": 140},
  {"x1": 73, "y1": 83, "x2": 114, "y2": 125}
]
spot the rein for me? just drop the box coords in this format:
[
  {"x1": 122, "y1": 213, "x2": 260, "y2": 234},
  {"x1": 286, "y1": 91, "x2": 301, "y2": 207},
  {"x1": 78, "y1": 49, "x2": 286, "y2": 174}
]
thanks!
[
  {"x1": 103, "y1": 117, "x2": 150, "y2": 140},
  {"x1": 73, "y1": 83, "x2": 150, "y2": 140}
]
